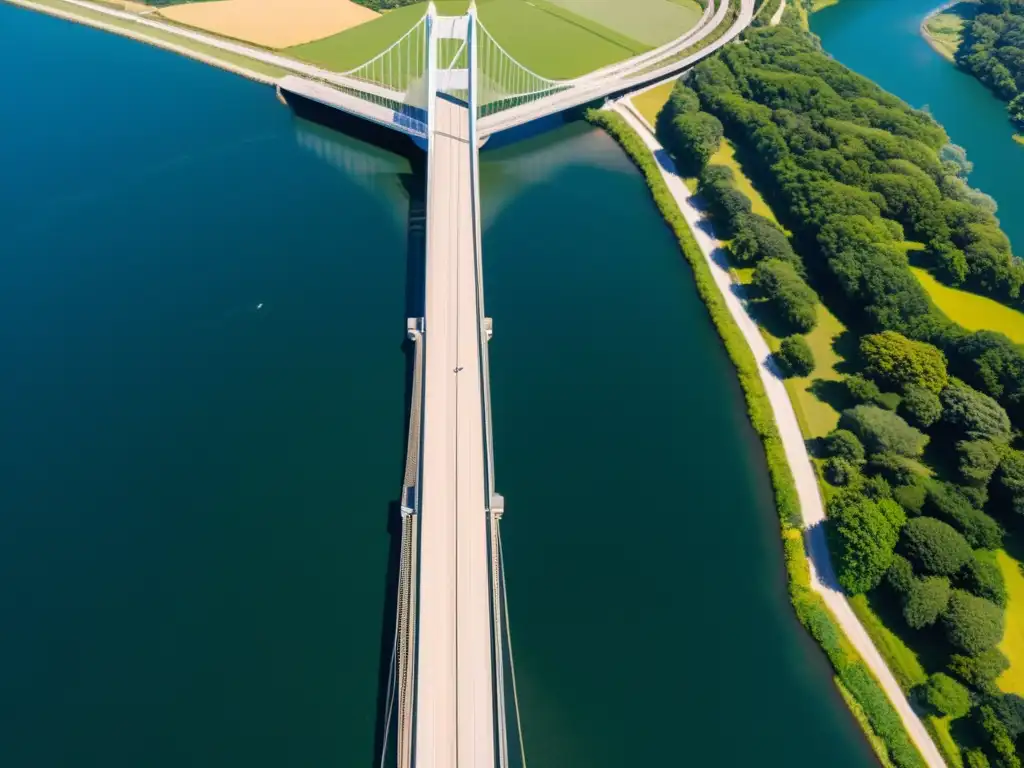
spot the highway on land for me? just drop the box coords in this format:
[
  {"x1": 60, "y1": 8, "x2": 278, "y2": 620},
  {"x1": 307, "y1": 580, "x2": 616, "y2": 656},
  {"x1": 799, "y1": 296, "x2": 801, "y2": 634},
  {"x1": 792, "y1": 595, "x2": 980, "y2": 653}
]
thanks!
[{"x1": 413, "y1": 95, "x2": 496, "y2": 768}]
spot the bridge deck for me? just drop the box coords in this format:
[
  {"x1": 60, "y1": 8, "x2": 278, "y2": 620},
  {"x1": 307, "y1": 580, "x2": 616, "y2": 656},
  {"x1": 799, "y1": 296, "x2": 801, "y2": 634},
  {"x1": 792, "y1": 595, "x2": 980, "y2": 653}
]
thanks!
[{"x1": 414, "y1": 95, "x2": 496, "y2": 768}]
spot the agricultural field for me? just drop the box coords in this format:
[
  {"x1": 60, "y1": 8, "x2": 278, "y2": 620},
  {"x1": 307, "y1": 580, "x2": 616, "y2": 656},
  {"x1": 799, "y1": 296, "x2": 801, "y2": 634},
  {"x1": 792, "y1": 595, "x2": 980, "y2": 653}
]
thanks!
[
  {"x1": 159, "y1": 0, "x2": 379, "y2": 48},
  {"x1": 287, "y1": 0, "x2": 664, "y2": 78},
  {"x1": 910, "y1": 266, "x2": 1024, "y2": 344},
  {"x1": 544, "y1": 0, "x2": 703, "y2": 47}
]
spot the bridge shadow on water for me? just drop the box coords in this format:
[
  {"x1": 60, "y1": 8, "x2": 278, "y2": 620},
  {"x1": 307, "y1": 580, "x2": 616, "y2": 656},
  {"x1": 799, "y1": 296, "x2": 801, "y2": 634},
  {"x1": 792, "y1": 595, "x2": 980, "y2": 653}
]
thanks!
[{"x1": 283, "y1": 91, "x2": 427, "y2": 768}]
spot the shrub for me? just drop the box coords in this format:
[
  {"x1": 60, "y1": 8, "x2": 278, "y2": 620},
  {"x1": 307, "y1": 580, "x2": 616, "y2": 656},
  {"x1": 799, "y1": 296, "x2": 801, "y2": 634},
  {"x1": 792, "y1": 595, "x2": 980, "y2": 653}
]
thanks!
[
  {"x1": 730, "y1": 213, "x2": 800, "y2": 268},
  {"x1": 828, "y1": 490, "x2": 903, "y2": 594},
  {"x1": 825, "y1": 429, "x2": 866, "y2": 463},
  {"x1": 845, "y1": 375, "x2": 889, "y2": 408},
  {"x1": 666, "y1": 111, "x2": 725, "y2": 174},
  {"x1": 959, "y1": 552, "x2": 1007, "y2": 607},
  {"x1": 888, "y1": 554, "x2": 916, "y2": 595},
  {"x1": 923, "y1": 672, "x2": 972, "y2": 718},
  {"x1": 942, "y1": 589, "x2": 1005, "y2": 655},
  {"x1": 903, "y1": 576, "x2": 952, "y2": 629},
  {"x1": 754, "y1": 259, "x2": 819, "y2": 333},
  {"x1": 958, "y1": 439, "x2": 1002, "y2": 487},
  {"x1": 825, "y1": 456, "x2": 857, "y2": 486},
  {"x1": 868, "y1": 453, "x2": 922, "y2": 486},
  {"x1": 994, "y1": 694, "x2": 1024, "y2": 739},
  {"x1": 777, "y1": 335, "x2": 815, "y2": 377},
  {"x1": 924, "y1": 481, "x2": 1004, "y2": 550},
  {"x1": 840, "y1": 405, "x2": 929, "y2": 458},
  {"x1": 965, "y1": 749, "x2": 990, "y2": 768},
  {"x1": 948, "y1": 648, "x2": 1010, "y2": 694},
  {"x1": 894, "y1": 482, "x2": 928, "y2": 515},
  {"x1": 861, "y1": 331, "x2": 949, "y2": 394},
  {"x1": 900, "y1": 385, "x2": 943, "y2": 428},
  {"x1": 900, "y1": 517, "x2": 973, "y2": 576},
  {"x1": 941, "y1": 380, "x2": 1013, "y2": 444},
  {"x1": 977, "y1": 704, "x2": 1021, "y2": 768},
  {"x1": 994, "y1": 450, "x2": 1024, "y2": 517}
]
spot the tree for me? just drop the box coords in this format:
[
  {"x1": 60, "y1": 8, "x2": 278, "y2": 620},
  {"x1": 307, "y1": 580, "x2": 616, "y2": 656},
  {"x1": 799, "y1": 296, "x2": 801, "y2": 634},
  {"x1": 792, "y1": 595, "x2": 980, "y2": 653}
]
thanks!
[
  {"x1": 861, "y1": 331, "x2": 949, "y2": 394},
  {"x1": 753, "y1": 259, "x2": 819, "y2": 332},
  {"x1": 824, "y1": 456, "x2": 856, "y2": 486},
  {"x1": 949, "y1": 648, "x2": 1010, "y2": 694},
  {"x1": 958, "y1": 439, "x2": 1002, "y2": 487},
  {"x1": 977, "y1": 704, "x2": 1022, "y2": 768},
  {"x1": 994, "y1": 449, "x2": 1024, "y2": 516},
  {"x1": 923, "y1": 672, "x2": 972, "y2": 718},
  {"x1": 840, "y1": 405, "x2": 929, "y2": 458},
  {"x1": 900, "y1": 517, "x2": 973, "y2": 576},
  {"x1": 965, "y1": 749, "x2": 991, "y2": 768},
  {"x1": 941, "y1": 380, "x2": 1013, "y2": 444},
  {"x1": 894, "y1": 482, "x2": 928, "y2": 515},
  {"x1": 904, "y1": 575, "x2": 952, "y2": 629},
  {"x1": 868, "y1": 453, "x2": 922, "y2": 486},
  {"x1": 776, "y1": 335, "x2": 815, "y2": 376},
  {"x1": 844, "y1": 375, "x2": 890, "y2": 408},
  {"x1": 887, "y1": 554, "x2": 916, "y2": 595},
  {"x1": 942, "y1": 589, "x2": 1005, "y2": 655},
  {"x1": 666, "y1": 111, "x2": 724, "y2": 174},
  {"x1": 827, "y1": 490, "x2": 902, "y2": 594},
  {"x1": 900, "y1": 385, "x2": 943, "y2": 428},
  {"x1": 730, "y1": 213, "x2": 800, "y2": 268},
  {"x1": 994, "y1": 693, "x2": 1024, "y2": 739},
  {"x1": 924, "y1": 481, "x2": 1004, "y2": 549},
  {"x1": 959, "y1": 552, "x2": 1008, "y2": 606},
  {"x1": 825, "y1": 429, "x2": 866, "y2": 463}
]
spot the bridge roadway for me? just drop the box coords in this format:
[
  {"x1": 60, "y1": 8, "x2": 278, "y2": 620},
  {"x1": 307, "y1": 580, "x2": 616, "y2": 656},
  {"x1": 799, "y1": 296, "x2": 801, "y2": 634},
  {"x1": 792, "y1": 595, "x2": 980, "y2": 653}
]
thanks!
[{"x1": 413, "y1": 93, "x2": 497, "y2": 768}]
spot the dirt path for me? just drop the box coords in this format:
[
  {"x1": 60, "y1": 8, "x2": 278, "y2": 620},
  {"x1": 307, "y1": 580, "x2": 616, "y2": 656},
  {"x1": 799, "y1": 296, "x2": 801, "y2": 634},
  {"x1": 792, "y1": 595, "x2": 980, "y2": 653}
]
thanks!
[{"x1": 612, "y1": 99, "x2": 947, "y2": 768}]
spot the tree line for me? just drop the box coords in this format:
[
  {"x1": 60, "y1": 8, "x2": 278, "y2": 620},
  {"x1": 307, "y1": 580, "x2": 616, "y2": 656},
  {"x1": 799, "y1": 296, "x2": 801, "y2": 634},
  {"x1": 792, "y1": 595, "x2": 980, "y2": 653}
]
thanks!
[
  {"x1": 957, "y1": 0, "x2": 1024, "y2": 131},
  {"x1": 656, "y1": 16, "x2": 1024, "y2": 766}
]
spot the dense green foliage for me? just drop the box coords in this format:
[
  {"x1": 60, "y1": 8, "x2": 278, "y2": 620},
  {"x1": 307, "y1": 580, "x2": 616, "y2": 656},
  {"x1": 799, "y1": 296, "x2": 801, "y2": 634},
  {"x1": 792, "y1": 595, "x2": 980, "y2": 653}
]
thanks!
[
  {"x1": 861, "y1": 331, "x2": 949, "y2": 394},
  {"x1": 777, "y1": 334, "x2": 815, "y2": 376},
  {"x1": 924, "y1": 481, "x2": 1004, "y2": 550},
  {"x1": 900, "y1": 385, "x2": 944, "y2": 428},
  {"x1": 957, "y1": 0, "x2": 1024, "y2": 129},
  {"x1": 754, "y1": 259, "x2": 819, "y2": 332},
  {"x1": 825, "y1": 429, "x2": 867, "y2": 463},
  {"x1": 587, "y1": 109, "x2": 925, "y2": 768},
  {"x1": 731, "y1": 213, "x2": 797, "y2": 266},
  {"x1": 959, "y1": 551, "x2": 1008, "y2": 606},
  {"x1": 840, "y1": 405, "x2": 929, "y2": 458},
  {"x1": 942, "y1": 589, "x2": 1005, "y2": 655},
  {"x1": 900, "y1": 517, "x2": 973, "y2": 576},
  {"x1": 903, "y1": 576, "x2": 952, "y2": 629},
  {"x1": 949, "y1": 648, "x2": 1011, "y2": 694},
  {"x1": 940, "y1": 380, "x2": 1014, "y2": 444},
  {"x1": 828, "y1": 490, "x2": 904, "y2": 593},
  {"x1": 924, "y1": 672, "x2": 973, "y2": 718}
]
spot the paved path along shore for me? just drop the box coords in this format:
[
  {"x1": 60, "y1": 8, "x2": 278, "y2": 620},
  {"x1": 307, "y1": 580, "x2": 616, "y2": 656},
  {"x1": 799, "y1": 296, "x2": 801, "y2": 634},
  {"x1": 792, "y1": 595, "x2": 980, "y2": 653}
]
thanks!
[{"x1": 613, "y1": 100, "x2": 947, "y2": 768}]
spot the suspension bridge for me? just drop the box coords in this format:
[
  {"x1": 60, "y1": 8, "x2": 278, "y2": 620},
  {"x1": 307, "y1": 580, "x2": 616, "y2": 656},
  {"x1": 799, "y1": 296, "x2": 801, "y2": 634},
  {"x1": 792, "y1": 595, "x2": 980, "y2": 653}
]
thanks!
[{"x1": 279, "y1": 3, "x2": 755, "y2": 767}]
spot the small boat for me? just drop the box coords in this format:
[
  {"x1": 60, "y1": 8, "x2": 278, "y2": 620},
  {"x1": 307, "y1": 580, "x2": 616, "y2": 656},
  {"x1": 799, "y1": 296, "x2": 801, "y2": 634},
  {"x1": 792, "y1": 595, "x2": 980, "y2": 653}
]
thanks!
[{"x1": 256, "y1": 303, "x2": 263, "y2": 310}]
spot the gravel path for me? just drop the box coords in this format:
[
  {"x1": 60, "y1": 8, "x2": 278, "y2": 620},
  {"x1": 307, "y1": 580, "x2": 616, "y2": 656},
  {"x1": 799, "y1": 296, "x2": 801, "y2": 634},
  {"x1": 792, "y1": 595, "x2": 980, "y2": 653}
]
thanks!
[{"x1": 613, "y1": 99, "x2": 947, "y2": 768}]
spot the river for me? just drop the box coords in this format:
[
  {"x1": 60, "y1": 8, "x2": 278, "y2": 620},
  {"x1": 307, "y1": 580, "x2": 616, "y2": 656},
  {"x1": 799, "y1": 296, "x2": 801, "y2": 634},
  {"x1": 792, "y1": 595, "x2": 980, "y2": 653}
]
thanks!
[
  {"x1": 813, "y1": 0, "x2": 1024, "y2": 251},
  {"x1": 0, "y1": 4, "x2": 875, "y2": 767}
]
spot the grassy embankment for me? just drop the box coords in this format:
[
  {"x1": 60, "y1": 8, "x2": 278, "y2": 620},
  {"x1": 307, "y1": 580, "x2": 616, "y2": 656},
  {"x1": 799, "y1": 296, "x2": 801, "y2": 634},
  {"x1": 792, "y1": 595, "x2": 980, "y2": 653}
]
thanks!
[
  {"x1": 288, "y1": 0, "x2": 650, "y2": 78},
  {"x1": 4, "y1": 0, "x2": 288, "y2": 78},
  {"x1": 619, "y1": 85, "x2": 927, "y2": 767},
  {"x1": 910, "y1": 266, "x2": 1024, "y2": 345}
]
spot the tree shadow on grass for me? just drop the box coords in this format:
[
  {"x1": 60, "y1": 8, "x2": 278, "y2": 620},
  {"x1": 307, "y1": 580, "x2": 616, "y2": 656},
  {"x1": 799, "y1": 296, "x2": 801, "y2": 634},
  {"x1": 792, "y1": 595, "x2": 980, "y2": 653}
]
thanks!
[
  {"x1": 809, "y1": 378, "x2": 854, "y2": 416},
  {"x1": 832, "y1": 329, "x2": 864, "y2": 376},
  {"x1": 864, "y1": 587, "x2": 954, "y2": 675}
]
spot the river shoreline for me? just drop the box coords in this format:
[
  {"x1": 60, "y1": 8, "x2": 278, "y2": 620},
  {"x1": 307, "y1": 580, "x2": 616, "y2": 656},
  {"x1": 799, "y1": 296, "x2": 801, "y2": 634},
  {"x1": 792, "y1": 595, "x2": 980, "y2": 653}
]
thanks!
[
  {"x1": 919, "y1": 0, "x2": 964, "y2": 62},
  {"x1": 2, "y1": 0, "x2": 277, "y2": 84}
]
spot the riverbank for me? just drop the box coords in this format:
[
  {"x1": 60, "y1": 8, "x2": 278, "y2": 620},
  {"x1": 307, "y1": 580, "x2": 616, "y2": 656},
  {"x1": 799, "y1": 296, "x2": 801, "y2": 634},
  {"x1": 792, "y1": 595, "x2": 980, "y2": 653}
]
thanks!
[{"x1": 589, "y1": 101, "x2": 942, "y2": 768}]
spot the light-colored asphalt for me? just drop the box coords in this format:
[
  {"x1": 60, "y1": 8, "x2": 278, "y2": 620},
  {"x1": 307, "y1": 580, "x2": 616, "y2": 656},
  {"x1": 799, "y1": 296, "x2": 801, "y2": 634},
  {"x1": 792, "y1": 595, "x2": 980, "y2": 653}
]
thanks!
[
  {"x1": 613, "y1": 101, "x2": 947, "y2": 768},
  {"x1": 414, "y1": 96, "x2": 496, "y2": 768}
]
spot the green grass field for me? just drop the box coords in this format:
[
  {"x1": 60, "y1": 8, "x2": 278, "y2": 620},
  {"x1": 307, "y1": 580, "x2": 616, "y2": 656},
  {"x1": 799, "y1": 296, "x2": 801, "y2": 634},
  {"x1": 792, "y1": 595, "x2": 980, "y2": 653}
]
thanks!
[
  {"x1": 544, "y1": 0, "x2": 703, "y2": 47},
  {"x1": 997, "y1": 550, "x2": 1024, "y2": 695},
  {"x1": 287, "y1": 0, "x2": 653, "y2": 78},
  {"x1": 910, "y1": 266, "x2": 1024, "y2": 344},
  {"x1": 631, "y1": 80, "x2": 675, "y2": 124}
]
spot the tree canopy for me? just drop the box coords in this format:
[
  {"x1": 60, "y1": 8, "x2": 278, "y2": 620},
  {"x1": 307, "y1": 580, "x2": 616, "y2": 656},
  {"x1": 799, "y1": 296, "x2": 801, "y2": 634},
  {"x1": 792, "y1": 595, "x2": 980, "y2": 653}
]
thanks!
[{"x1": 861, "y1": 331, "x2": 949, "y2": 394}]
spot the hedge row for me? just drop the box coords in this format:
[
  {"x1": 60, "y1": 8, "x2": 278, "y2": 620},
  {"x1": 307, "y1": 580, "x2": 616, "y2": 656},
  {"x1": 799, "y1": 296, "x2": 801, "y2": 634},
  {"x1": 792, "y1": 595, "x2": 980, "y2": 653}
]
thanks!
[{"x1": 587, "y1": 108, "x2": 927, "y2": 768}]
